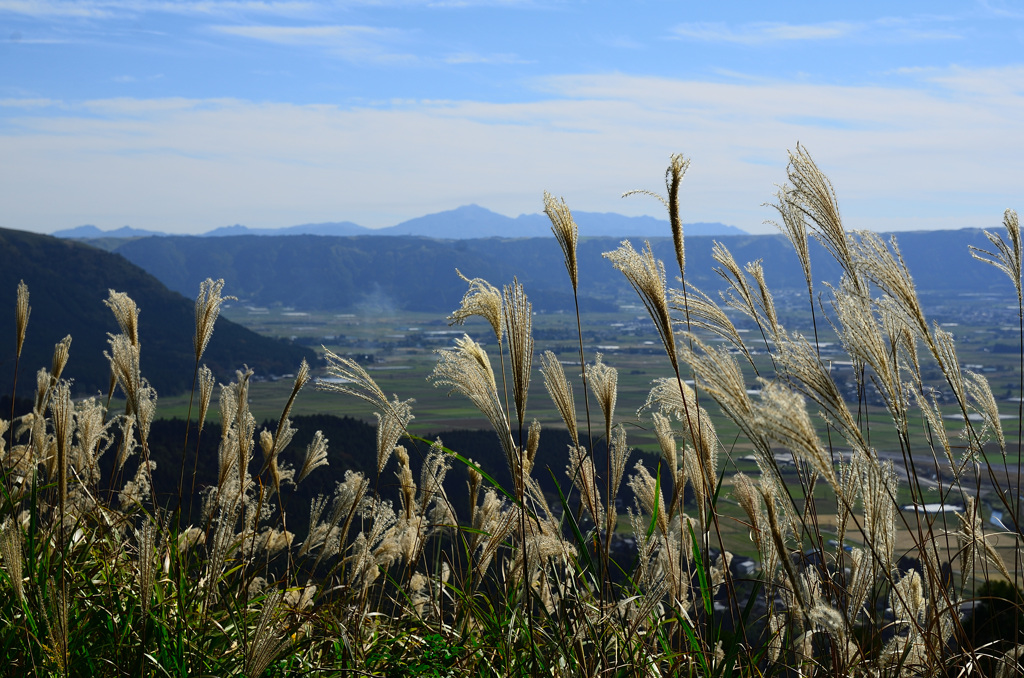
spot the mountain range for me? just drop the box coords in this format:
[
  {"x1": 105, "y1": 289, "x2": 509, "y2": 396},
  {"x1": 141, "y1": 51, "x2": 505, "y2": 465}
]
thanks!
[
  {"x1": 103, "y1": 228, "x2": 1011, "y2": 316},
  {"x1": 52, "y1": 204, "x2": 746, "y2": 240}
]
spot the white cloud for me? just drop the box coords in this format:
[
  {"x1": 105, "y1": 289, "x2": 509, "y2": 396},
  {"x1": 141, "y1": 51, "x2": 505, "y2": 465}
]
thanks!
[
  {"x1": 670, "y1": 17, "x2": 961, "y2": 45},
  {"x1": 671, "y1": 21, "x2": 860, "y2": 45},
  {"x1": 2, "y1": 67, "x2": 1023, "y2": 235}
]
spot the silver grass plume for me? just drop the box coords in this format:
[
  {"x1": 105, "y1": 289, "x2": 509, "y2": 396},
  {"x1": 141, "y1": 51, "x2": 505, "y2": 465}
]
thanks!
[
  {"x1": 622, "y1": 153, "x2": 690, "y2": 277},
  {"x1": 115, "y1": 414, "x2": 137, "y2": 472},
  {"x1": 449, "y1": 270, "x2": 503, "y2": 344},
  {"x1": 971, "y1": 209, "x2": 1022, "y2": 304},
  {"x1": 652, "y1": 412, "x2": 679, "y2": 485},
  {"x1": 49, "y1": 335, "x2": 71, "y2": 384},
  {"x1": 503, "y1": 278, "x2": 534, "y2": 431},
  {"x1": 587, "y1": 352, "x2": 617, "y2": 445},
  {"x1": 49, "y1": 381, "x2": 72, "y2": 522},
  {"x1": 244, "y1": 590, "x2": 292, "y2": 678},
  {"x1": 15, "y1": 280, "x2": 29, "y2": 358},
  {"x1": 1, "y1": 519, "x2": 24, "y2": 602},
  {"x1": 754, "y1": 381, "x2": 839, "y2": 495},
  {"x1": 604, "y1": 240, "x2": 678, "y2": 370},
  {"x1": 193, "y1": 278, "x2": 232, "y2": 362},
  {"x1": 678, "y1": 335, "x2": 768, "y2": 460},
  {"x1": 419, "y1": 440, "x2": 451, "y2": 517},
  {"x1": 72, "y1": 396, "x2": 109, "y2": 485},
  {"x1": 297, "y1": 430, "x2": 329, "y2": 483},
  {"x1": 767, "y1": 183, "x2": 812, "y2": 289},
  {"x1": 318, "y1": 349, "x2": 415, "y2": 428},
  {"x1": 319, "y1": 350, "x2": 414, "y2": 472},
  {"x1": 106, "y1": 333, "x2": 141, "y2": 416},
  {"x1": 933, "y1": 325, "x2": 968, "y2": 418},
  {"x1": 197, "y1": 365, "x2": 215, "y2": 434},
  {"x1": 374, "y1": 399, "x2": 412, "y2": 474},
  {"x1": 430, "y1": 335, "x2": 514, "y2": 467},
  {"x1": 568, "y1": 444, "x2": 602, "y2": 526},
  {"x1": 852, "y1": 231, "x2": 932, "y2": 352},
  {"x1": 395, "y1": 445, "x2": 416, "y2": 521},
  {"x1": 861, "y1": 456, "x2": 898, "y2": 577},
  {"x1": 628, "y1": 461, "x2": 668, "y2": 536},
  {"x1": 831, "y1": 277, "x2": 895, "y2": 406},
  {"x1": 524, "y1": 418, "x2": 540, "y2": 476},
  {"x1": 104, "y1": 290, "x2": 140, "y2": 347},
  {"x1": 608, "y1": 424, "x2": 630, "y2": 503},
  {"x1": 957, "y1": 496, "x2": 1013, "y2": 586},
  {"x1": 670, "y1": 285, "x2": 755, "y2": 366},
  {"x1": 966, "y1": 370, "x2": 1006, "y2": 457},
  {"x1": 137, "y1": 520, "x2": 158, "y2": 617},
  {"x1": 711, "y1": 242, "x2": 762, "y2": 329},
  {"x1": 540, "y1": 351, "x2": 578, "y2": 447},
  {"x1": 643, "y1": 378, "x2": 717, "y2": 504},
  {"x1": 786, "y1": 144, "x2": 862, "y2": 292},
  {"x1": 775, "y1": 327, "x2": 864, "y2": 449},
  {"x1": 544, "y1": 192, "x2": 579, "y2": 291},
  {"x1": 746, "y1": 260, "x2": 780, "y2": 339},
  {"x1": 732, "y1": 473, "x2": 779, "y2": 581},
  {"x1": 665, "y1": 153, "x2": 690, "y2": 276}
]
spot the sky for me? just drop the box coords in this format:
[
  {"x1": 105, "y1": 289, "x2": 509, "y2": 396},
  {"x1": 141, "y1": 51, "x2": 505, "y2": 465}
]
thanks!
[{"x1": 2, "y1": 1, "x2": 1024, "y2": 235}]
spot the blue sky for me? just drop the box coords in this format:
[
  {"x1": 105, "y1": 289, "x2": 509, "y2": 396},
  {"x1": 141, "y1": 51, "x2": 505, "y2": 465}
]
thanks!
[{"x1": 2, "y1": 1, "x2": 1024, "y2": 235}]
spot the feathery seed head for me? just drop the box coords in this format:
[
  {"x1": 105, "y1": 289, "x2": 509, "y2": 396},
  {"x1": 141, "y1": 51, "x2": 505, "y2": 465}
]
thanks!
[
  {"x1": 431, "y1": 335, "x2": 514, "y2": 465},
  {"x1": 375, "y1": 397, "x2": 413, "y2": 473},
  {"x1": 197, "y1": 364, "x2": 215, "y2": 434},
  {"x1": 666, "y1": 153, "x2": 691, "y2": 276},
  {"x1": 544, "y1": 192, "x2": 579, "y2": 291},
  {"x1": 628, "y1": 461, "x2": 668, "y2": 535},
  {"x1": 193, "y1": 278, "x2": 232, "y2": 362},
  {"x1": 971, "y1": 208, "x2": 1022, "y2": 304},
  {"x1": 0, "y1": 520, "x2": 24, "y2": 602},
  {"x1": 503, "y1": 278, "x2": 534, "y2": 430},
  {"x1": 767, "y1": 183, "x2": 812, "y2": 286},
  {"x1": 50, "y1": 335, "x2": 71, "y2": 384},
  {"x1": 609, "y1": 424, "x2": 630, "y2": 502},
  {"x1": 297, "y1": 430, "x2": 329, "y2": 483},
  {"x1": 786, "y1": 144, "x2": 858, "y2": 287},
  {"x1": 587, "y1": 353, "x2": 618, "y2": 444},
  {"x1": 15, "y1": 280, "x2": 29, "y2": 359},
  {"x1": 604, "y1": 240, "x2": 678, "y2": 369},
  {"x1": 525, "y1": 419, "x2": 540, "y2": 475},
  {"x1": 540, "y1": 351, "x2": 578, "y2": 447},
  {"x1": 449, "y1": 270, "x2": 503, "y2": 343},
  {"x1": 104, "y1": 290, "x2": 140, "y2": 347},
  {"x1": 755, "y1": 381, "x2": 838, "y2": 493}
]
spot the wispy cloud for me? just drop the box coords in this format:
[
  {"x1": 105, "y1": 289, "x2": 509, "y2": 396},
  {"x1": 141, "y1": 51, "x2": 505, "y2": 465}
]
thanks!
[
  {"x1": 3, "y1": 66, "x2": 1023, "y2": 234},
  {"x1": 443, "y1": 51, "x2": 527, "y2": 64},
  {"x1": 671, "y1": 17, "x2": 961, "y2": 45},
  {"x1": 209, "y1": 23, "x2": 416, "y2": 62},
  {"x1": 672, "y1": 21, "x2": 859, "y2": 45}
]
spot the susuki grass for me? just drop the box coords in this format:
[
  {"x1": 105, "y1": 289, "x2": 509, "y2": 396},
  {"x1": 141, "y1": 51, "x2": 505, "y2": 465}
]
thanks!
[{"x1": 2, "y1": 147, "x2": 1024, "y2": 676}]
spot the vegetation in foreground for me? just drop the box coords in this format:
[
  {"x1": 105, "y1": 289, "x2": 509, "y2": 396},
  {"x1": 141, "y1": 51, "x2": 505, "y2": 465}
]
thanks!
[{"x1": 2, "y1": 146, "x2": 1024, "y2": 676}]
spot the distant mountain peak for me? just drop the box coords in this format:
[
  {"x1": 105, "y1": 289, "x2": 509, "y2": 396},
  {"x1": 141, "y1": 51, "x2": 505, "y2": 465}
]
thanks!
[{"x1": 51, "y1": 206, "x2": 745, "y2": 241}]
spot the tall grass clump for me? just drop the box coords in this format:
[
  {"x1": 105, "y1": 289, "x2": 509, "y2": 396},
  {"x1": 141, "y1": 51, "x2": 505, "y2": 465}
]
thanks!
[{"x1": 1, "y1": 146, "x2": 1023, "y2": 676}]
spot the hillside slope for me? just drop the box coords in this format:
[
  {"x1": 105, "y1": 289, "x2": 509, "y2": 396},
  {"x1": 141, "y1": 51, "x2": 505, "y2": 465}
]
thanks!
[
  {"x1": 109, "y1": 229, "x2": 1007, "y2": 314},
  {"x1": 0, "y1": 228, "x2": 316, "y2": 397}
]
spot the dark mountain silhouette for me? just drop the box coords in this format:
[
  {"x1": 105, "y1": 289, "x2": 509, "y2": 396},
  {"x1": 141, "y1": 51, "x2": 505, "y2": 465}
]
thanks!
[{"x1": 0, "y1": 227, "x2": 316, "y2": 398}]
